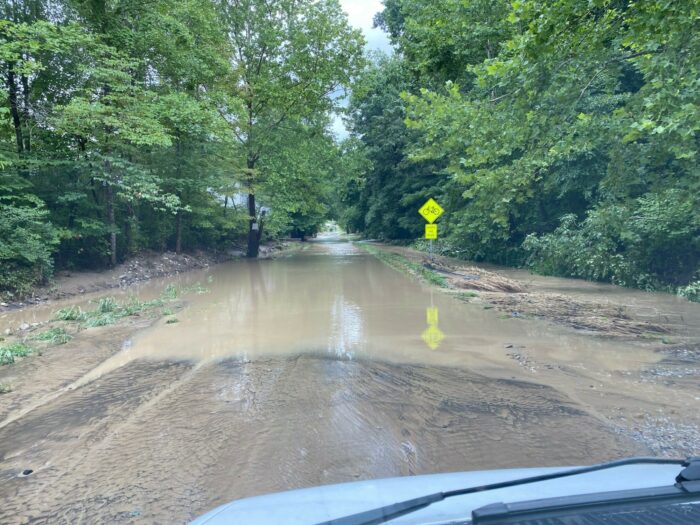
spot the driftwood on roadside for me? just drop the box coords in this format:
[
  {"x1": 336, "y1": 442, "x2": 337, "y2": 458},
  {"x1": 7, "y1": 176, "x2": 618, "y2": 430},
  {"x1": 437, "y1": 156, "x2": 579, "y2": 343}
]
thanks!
[
  {"x1": 423, "y1": 256, "x2": 671, "y2": 337},
  {"x1": 479, "y1": 291, "x2": 670, "y2": 336},
  {"x1": 423, "y1": 259, "x2": 526, "y2": 293}
]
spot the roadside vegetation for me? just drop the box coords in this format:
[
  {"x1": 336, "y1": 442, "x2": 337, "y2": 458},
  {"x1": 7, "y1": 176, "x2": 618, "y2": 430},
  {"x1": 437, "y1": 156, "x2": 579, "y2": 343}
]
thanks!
[
  {"x1": 0, "y1": 342, "x2": 34, "y2": 365},
  {"x1": 360, "y1": 244, "x2": 447, "y2": 287},
  {"x1": 3, "y1": 1, "x2": 698, "y2": 302},
  {"x1": 336, "y1": 1, "x2": 699, "y2": 300},
  {"x1": 365, "y1": 243, "x2": 675, "y2": 338},
  {"x1": 0, "y1": 0, "x2": 364, "y2": 299},
  {"x1": 0, "y1": 283, "x2": 204, "y2": 368},
  {"x1": 30, "y1": 327, "x2": 72, "y2": 345},
  {"x1": 53, "y1": 297, "x2": 168, "y2": 328}
]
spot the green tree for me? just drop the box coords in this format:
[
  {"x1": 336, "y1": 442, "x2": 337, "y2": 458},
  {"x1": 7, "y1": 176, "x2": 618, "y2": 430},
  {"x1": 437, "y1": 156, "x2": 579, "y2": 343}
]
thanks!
[
  {"x1": 377, "y1": 0, "x2": 512, "y2": 85},
  {"x1": 216, "y1": 0, "x2": 365, "y2": 257},
  {"x1": 260, "y1": 119, "x2": 341, "y2": 239},
  {"x1": 0, "y1": 172, "x2": 59, "y2": 297},
  {"x1": 400, "y1": 0, "x2": 700, "y2": 279},
  {"x1": 346, "y1": 54, "x2": 448, "y2": 240}
]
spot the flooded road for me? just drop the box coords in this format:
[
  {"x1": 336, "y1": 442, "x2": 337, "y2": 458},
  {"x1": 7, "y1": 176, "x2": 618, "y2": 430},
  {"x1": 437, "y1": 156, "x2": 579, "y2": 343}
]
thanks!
[{"x1": 1, "y1": 237, "x2": 698, "y2": 524}]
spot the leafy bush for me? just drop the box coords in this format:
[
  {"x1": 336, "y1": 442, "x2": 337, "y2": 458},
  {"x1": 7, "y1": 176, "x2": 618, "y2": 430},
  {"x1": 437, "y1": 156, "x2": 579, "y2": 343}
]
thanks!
[
  {"x1": 54, "y1": 306, "x2": 84, "y2": 321},
  {"x1": 524, "y1": 191, "x2": 700, "y2": 289},
  {"x1": 678, "y1": 282, "x2": 700, "y2": 303},
  {"x1": 31, "y1": 327, "x2": 72, "y2": 345},
  {"x1": 0, "y1": 342, "x2": 33, "y2": 365},
  {"x1": 523, "y1": 210, "x2": 641, "y2": 287},
  {"x1": 0, "y1": 202, "x2": 60, "y2": 299}
]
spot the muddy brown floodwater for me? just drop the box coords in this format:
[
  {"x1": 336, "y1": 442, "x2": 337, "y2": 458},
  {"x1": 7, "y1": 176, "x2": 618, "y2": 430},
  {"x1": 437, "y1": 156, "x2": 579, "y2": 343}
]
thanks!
[{"x1": 1, "y1": 236, "x2": 699, "y2": 524}]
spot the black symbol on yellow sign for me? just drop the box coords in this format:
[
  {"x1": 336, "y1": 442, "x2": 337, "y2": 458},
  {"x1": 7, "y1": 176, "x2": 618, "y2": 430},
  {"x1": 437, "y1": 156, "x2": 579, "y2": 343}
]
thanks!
[{"x1": 418, "y1": 198, "x2": 444, "y2": 224}]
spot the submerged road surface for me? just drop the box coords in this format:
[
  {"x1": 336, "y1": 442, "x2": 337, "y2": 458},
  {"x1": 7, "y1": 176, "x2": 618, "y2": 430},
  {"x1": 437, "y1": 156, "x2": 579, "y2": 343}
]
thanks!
[{"x1": 0, "y1": 236, "x2": 689, "y2": 524}]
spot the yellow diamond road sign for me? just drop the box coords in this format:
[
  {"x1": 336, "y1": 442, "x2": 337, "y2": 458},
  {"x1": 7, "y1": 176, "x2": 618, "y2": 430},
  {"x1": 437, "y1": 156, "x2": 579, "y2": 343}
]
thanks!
[{"x1": 418, "y1": 198, "x2": 444, "y2": 224}]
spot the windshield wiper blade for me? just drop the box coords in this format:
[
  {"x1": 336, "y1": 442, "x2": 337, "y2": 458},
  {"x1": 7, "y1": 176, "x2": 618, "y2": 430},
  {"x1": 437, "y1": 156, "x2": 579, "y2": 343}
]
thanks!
[{"x1": 317, "y1": 457, "x2": 686, "y2": 525}]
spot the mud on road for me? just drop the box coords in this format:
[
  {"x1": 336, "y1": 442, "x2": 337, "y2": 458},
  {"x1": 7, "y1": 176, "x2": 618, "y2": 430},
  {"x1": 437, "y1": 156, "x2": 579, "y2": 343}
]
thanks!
[
  {"x1": 0, "y1": 355, "x2": 647, "y2": 524},
  {"x1": 0, "y1": 238, "x2": 699, "y2": 524}
]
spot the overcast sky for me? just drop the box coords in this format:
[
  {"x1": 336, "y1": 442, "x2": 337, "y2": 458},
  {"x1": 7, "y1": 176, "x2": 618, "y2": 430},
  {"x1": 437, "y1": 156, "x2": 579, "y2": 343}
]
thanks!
[
  {"x1": 340, "y1": 0, "x2": 392, "y2": 54},
  {"x1": 331, "y1": 0, "x2": 392, "y2": 138}
]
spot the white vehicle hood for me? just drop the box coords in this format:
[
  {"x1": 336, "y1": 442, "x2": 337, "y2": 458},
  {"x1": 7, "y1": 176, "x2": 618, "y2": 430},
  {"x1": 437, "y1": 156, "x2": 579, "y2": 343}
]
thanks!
[{"x1": 189, "y1": 463, "x2": 683, "y2": 525}]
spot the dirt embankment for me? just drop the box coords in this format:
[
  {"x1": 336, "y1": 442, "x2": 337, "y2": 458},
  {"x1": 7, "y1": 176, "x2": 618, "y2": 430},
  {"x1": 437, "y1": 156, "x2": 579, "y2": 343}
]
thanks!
[{"x1": 1, "y1": 243, "x2": 292, "y2": 311}]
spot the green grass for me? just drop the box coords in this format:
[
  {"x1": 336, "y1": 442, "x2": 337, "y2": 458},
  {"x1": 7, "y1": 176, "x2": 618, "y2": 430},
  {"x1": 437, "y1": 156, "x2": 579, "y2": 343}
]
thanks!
[
  {"x1": 165, "y1": 317, "x2": 179, "y2": 324},
  {"x1": 53, "y1": 295, "x2": 169, "y2": 328},
  {"x1": 31, "y1": 327, "x2": 72, "y2": 345},
  {"x1": 2, "y1": 285, "x2": 194, "y2": 367},
  {"x1": 161, "y1": 284, "x2": 179, "y2": 300},
  {"x1": 161, "y1": 282, "x2": 209, "y2": 299},
  {"x1": 0, "y1": 383, "x2": 12, "y2": 394},
  {"x1": 54, "y1": 305, "x2": 83, "y2": 321},
  {"x1": 361, "y1": 245, "x2": 448, "y2": 287},
  {"x1": 0, "y1": 342, "x2": 34, "y2": 365},
  {"x1": 456, "y1": 291, "x2": 479, "y2": 301}
]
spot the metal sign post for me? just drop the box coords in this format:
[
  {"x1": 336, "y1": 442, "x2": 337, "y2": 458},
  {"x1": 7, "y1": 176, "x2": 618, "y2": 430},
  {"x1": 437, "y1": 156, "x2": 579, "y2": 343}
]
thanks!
[{"x1": 419, "y1": 198, "x2": 443, "y2": 261}]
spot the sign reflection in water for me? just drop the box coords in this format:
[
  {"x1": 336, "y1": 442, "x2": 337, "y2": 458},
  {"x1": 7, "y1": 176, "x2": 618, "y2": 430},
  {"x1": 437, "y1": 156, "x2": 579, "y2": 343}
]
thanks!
[{"x1": 422, "y1": 305, "x2": 444, "y2": 350}]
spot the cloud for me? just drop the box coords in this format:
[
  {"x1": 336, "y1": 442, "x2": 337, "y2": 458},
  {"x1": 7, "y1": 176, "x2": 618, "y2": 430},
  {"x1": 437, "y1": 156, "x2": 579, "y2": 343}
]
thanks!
[
  {"x1": 340, "y1": 0, "x2": 392, "y2": 53},
  {"x1": 330, "y1": 113, "x2": 349, "y2": 140}
]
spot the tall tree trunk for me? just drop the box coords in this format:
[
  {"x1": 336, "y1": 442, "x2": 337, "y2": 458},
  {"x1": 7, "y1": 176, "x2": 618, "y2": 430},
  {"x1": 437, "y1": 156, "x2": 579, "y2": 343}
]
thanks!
[
  {"x1": 247, "y1": 192, "x2": 259, "y2": 258},
  {"x1": 20, "y1": 73, "x2": 31, "y2": 153},
  {"x1": 106, "y1": 183, "x2": 117, "y2": 267},
  {"x1": 6, "y1": 65, "x2": 24, "y2": 154},
  {"x1": 174, "y1": 138, "x2": 184, "y2": 254},
  {"x1": 175, "y1": 210, "x2": 183, "y2": 254},
  {"x1": 124, "y1": 216, "x2": 132, "y2": 255},
  {"x1": 244, "y1": 100, "x2": 261, "y2": 258},
  {"x1": 246, "y1": 154, "x2": 260, "y2": 258},
  {"x1": 124, "y1": 203, "x2": 136, "y2": 256},
  {"x1": 257, "y1": 210, "x2": 266, "y2": 246}
]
